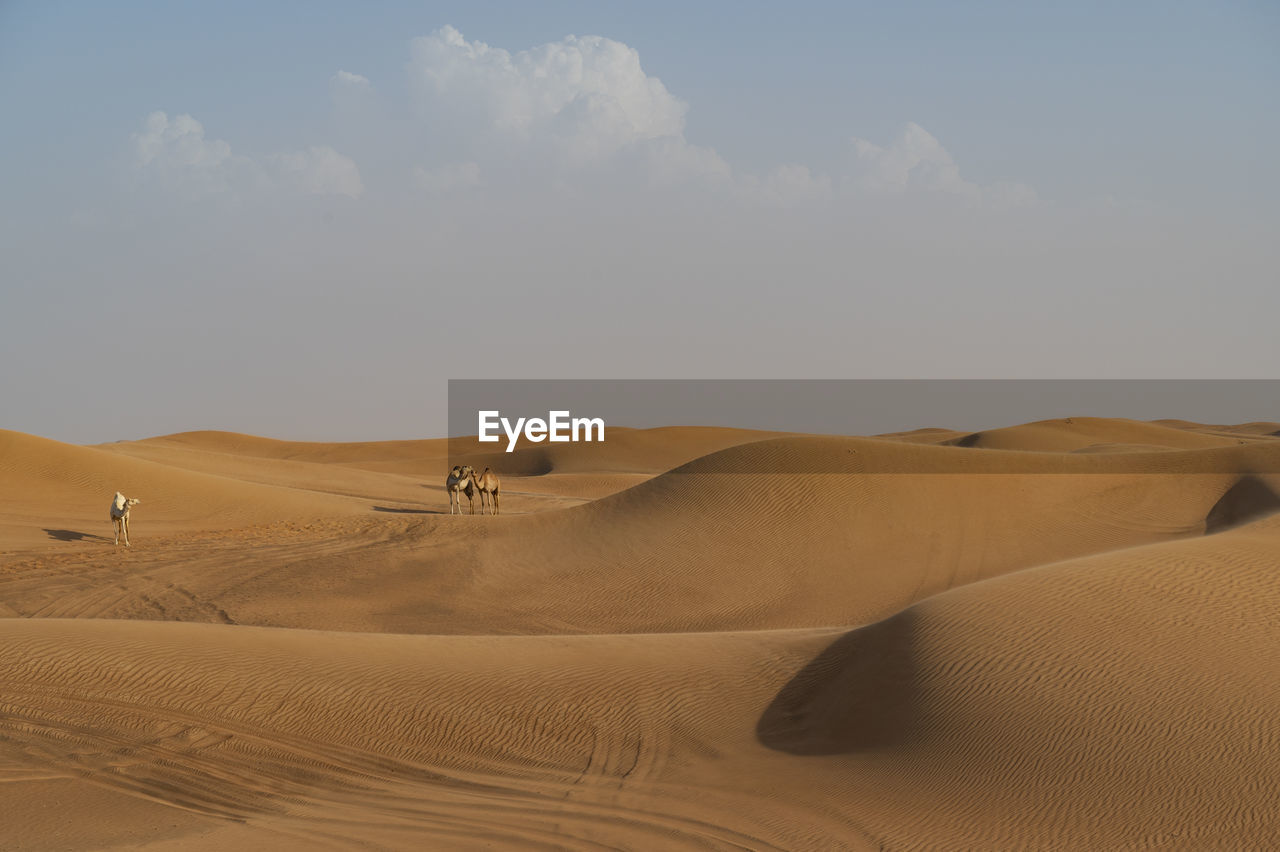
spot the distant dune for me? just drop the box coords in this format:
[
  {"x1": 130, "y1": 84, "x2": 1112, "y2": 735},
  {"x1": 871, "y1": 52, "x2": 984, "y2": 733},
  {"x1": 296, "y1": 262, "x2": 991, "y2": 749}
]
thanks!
[
  {"x1": 2, "y1": 417, "x2": 1279, "y2": 849},
  {"x1": 942, "y1": 415, "x2": 1265, "y2": 452}
]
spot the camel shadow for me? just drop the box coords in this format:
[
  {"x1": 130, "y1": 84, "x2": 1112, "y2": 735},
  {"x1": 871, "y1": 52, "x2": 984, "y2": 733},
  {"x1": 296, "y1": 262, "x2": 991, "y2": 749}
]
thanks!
[
  {"x1": 371, "y1": 506, "x2": 441, "y2": 515},
  {"x1": 757, "y1": 610, "x2": 921, "y2": 755},
  {"x1": 44, "y1": 528, "x2": 109, "y2": 543}
]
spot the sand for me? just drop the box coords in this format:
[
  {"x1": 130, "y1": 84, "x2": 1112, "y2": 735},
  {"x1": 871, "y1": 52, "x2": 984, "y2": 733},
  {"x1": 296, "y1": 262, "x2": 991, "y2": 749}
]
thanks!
[{"x1": 2, "y1": 417, "x2": 1279, "y2": 849}]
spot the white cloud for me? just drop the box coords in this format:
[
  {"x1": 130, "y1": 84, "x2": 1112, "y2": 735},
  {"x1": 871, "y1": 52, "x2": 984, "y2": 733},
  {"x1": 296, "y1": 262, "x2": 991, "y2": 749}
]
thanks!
[
  {"x1": 330, "y1": 70, "x2": 373, "y2": 112},
  {"x1": 331, "y1": 70, "x2": 370, "y2": 88},
  {"x1": 133, "y1": 111, "x2": 363, "y2": 198},
  {"x1": 850, "y1": 122, "x2": 976, "y2": 197},
  {"x1": 133, "y1": 111, "x2": 230, "y2": 170},
  {"x1": 131, "y1": 111, "x2": 251, "y2": 194},
  {"x1": 400, "y1": 28, "x2": 1030, "y2": 208},
  {"x1": 408, "y1": 25, "x2": 700, "y2": 168},
  {"x1": 134, "y1": 33, "x2": 1034, "y2": 214},
  {"x1": 271, "y1": 146, "x2": 364, "y2": 197},
  {"x1": 849, "y1": 122, "x2": 1035, "y2": 207}
]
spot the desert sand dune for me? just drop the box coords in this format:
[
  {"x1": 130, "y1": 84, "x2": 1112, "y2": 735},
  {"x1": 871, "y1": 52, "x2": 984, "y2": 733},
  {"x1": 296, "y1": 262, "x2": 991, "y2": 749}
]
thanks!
[
  {"x1": 758, "y1": 512, "x2": 1280, "y2": 849},
  {"x1": 98, "y1": 438, "x2": 448, "y2": 505},
  {"x1": 1155, "y1": 418, "x2": 1280, "y2": 440},
  {"x1": 129, "y1": 425, "x2": 782, "y2": 475},
  {"x1": 947, "y1": 415, "x2": 1265, "y2": 452},
  {"x1": 0, "y1": 618, "x2": 873, "y2": 851},
  {"x1": 123, "y1": 430, "x2": 448, "y2": 465},
  {"x1": 97, "y1": 426, "x2": 784, "y2": 514},
  {"x1": 457, "y1": 437, "x2": 1280, "y2": 633},
  {"x1": 0, "y1": 430, "x2": 361, "y2": 551},
  {"x1": 3, "y1": 419, "x2": 1280, "y2": 849},
  {"x1": 447, "y1": 425, "x2": 790, "y2": 476},
  {"x1": 874, "y1": 426, "x2": 971, "y2": 444},
  {"x1": 8, "y1": 434, "x2": 1278, "y2": 635},
  {"x1": 5, "y1": 516, "x2": 1280, "y2": 849}
]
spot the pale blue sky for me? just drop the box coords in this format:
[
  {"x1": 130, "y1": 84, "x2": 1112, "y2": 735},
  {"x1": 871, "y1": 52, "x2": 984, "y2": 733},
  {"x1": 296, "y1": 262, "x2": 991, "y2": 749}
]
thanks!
[
  {"x1": 5, "y1": 2, "x2": 1277, "y2": 207},
  {"x1": 2, "y1": 2, "x2": 1277, "y2": 441}
]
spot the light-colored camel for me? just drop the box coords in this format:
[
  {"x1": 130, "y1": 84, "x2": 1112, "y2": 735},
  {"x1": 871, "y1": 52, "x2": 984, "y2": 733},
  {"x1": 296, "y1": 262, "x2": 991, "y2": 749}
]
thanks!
[
  {"x1": 446, "y1": 465, "x2": 476, "y2": 515},
  {"x1": 109, "y1": 492, "x2": 141, "y2": 546},
  {"x1": 472, "y1": 467, "x2": 501, "y2": 515}
]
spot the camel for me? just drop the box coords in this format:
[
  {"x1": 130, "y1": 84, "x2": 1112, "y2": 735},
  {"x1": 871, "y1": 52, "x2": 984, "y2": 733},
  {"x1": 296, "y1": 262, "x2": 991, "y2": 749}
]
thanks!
[
  {"x1": 109, "y1": 492, "x2": 141, "y2": 547},
  {"x1": 472, "y1": 467, "x2": 501, "y2": 515},
  {"x1": 446, "y1": 465, "x2": 477, "y2": 515}
]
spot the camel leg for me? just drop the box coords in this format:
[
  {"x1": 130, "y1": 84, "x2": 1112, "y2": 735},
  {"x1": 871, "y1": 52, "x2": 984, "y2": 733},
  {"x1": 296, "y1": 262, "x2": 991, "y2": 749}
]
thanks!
[
  {"x1": 449, "y1": 491, "x2": 457, "y2": 515},
  {"x1": 493, "y1": 491, "x2": 500, "y2": 516},
  {"x1": 113, "y1": 517, "x2": 120, "y2": 546},
  {"x1": 123, "y1": 515, "x2": 130, "y2": 547}
]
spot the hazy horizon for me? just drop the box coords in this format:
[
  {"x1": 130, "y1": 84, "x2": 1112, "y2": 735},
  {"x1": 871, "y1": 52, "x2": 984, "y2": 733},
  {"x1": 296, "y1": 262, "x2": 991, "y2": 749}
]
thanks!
[{"x1": 3, "y1": 2, "x2": 1277, "y2": 444}]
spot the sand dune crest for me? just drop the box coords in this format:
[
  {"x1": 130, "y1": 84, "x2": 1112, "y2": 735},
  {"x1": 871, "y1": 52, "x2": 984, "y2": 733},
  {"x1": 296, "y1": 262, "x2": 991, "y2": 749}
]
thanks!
[{"x1": 2, "y1": 419, "x2": 1279, "y2": 848}]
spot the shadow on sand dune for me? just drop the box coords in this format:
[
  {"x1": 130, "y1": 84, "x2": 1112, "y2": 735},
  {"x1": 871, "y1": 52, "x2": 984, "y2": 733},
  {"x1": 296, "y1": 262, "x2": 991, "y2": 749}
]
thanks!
[
  {"x1": 1205, "y1": 475, "x2": 1280, "y2": 534},
  {"x1": 757, "y1": 611, "x2": 921, "y2": 755},
  {"x1": 43, "y1": 528, "x2": 109, "y2": 542},
  {"x1": 371, "y1": 506, "x2": 440, "y2": 515}
]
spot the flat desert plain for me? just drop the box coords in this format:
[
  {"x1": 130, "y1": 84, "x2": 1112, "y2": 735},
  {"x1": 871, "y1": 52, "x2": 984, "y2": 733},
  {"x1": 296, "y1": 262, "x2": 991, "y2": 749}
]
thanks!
[{"x1": 3, "y1": 417, "x2": 1280, "y2": 850}]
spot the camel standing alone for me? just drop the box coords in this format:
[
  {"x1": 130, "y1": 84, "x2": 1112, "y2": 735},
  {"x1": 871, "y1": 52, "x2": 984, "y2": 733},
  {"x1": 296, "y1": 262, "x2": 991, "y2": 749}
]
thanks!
[
  {"x1": 110, "y1": 492, "x2": 141, "y2": 546},
  {"x1": 472, "y1": 467, "x2": 501, "y2": 515},
  {"x1": 446, "y1": 465, "x2": 477, "y2": 515}
]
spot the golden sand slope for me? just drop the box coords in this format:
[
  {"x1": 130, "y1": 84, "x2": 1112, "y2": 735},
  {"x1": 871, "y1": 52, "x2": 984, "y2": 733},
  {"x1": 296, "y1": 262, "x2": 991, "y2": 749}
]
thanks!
[
  {"x1": 4, "y1": 515, "x2": 1280, "y2": 849},
  {"x1": 759, "y1": 513, "x2": 1280, "y2": 849},
  {"x1": 1156, "y1": 418, "x2": 1280, "y2": 439},
  {"x1": 462, "y1": 437, "x2": 1280, "y2": 633},
  {"x1": 0, "y1": 618, "x2": 869, "y2": 850},
  {"x1": 124, "y1": 425, "x2": 782, "y2": 474},
  {"x1": 7, "y1": 431, "x2": 1278, "y2": 634},
  {"x1": 0, "y1": 430, "x2": 361, "y2": 551},
  {"x1": 946, "y1": 415, "x2": 1270, "y2": 452},
  {"x1": 2, "y1": 418, "x2": 1279, "y2": 849}
]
